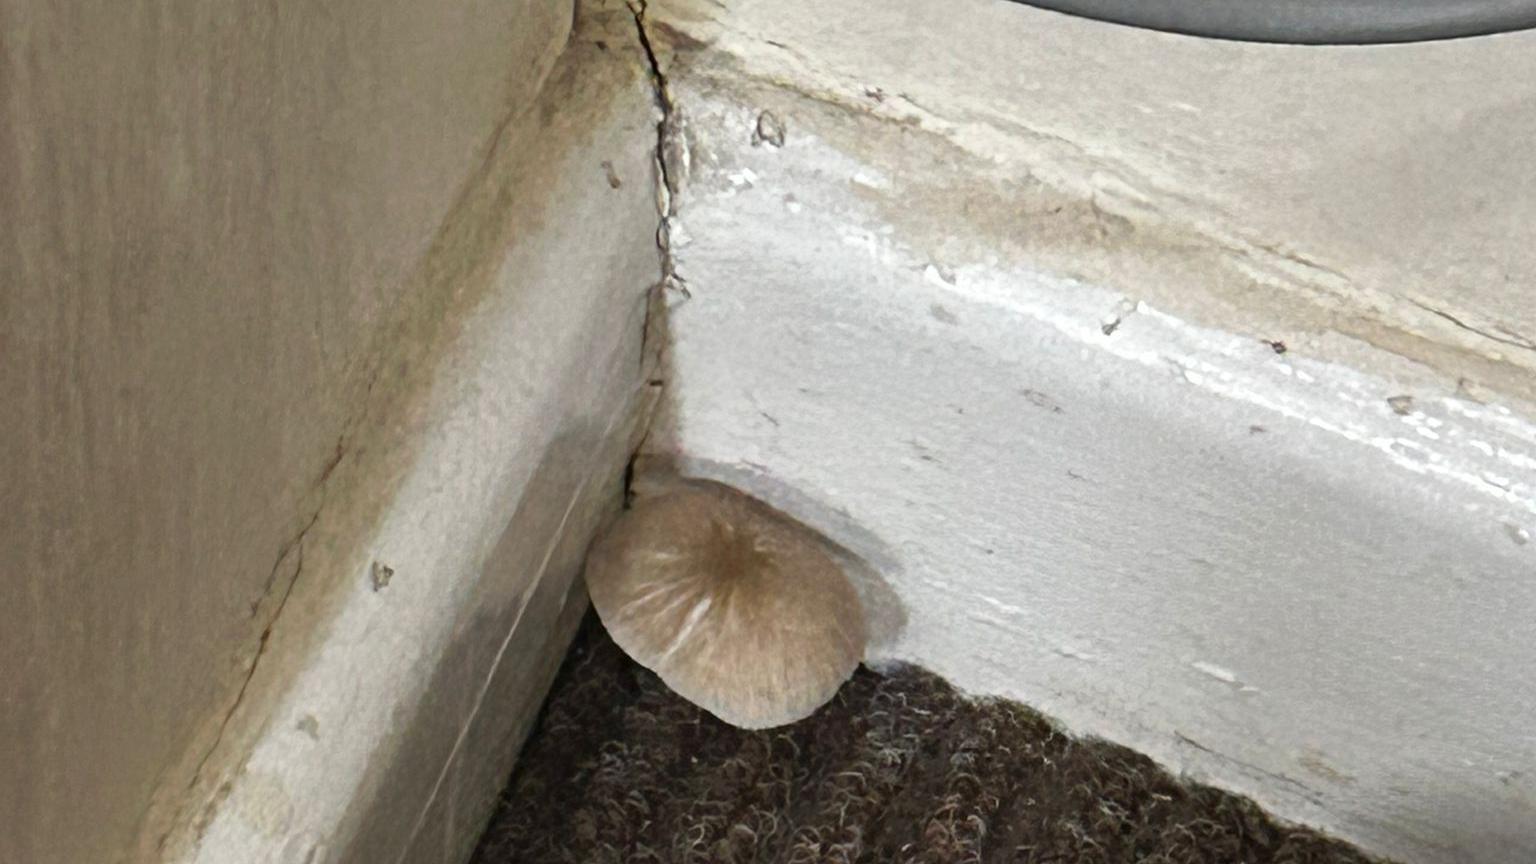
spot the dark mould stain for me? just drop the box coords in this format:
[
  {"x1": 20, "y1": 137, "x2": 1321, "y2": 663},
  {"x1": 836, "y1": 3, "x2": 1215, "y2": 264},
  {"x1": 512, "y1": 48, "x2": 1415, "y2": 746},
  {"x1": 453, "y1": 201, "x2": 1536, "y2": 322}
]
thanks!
[
  {"x1": 1387, "y1": 395, "x2": 1415, "y2": 416},
  {"x1": 1249, "y1": 425, "x2": 1267, "y2": 435},
  {"x1": 1263, "y1": 339, "x2": 1288, "y2": 355}
]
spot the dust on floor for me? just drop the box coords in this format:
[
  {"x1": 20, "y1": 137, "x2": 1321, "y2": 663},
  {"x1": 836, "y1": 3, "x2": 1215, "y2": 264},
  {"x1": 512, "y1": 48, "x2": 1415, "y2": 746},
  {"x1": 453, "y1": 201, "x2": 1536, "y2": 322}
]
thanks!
[{"x1": 471, "y1": 614, "x2": 1386, "y2": 864}]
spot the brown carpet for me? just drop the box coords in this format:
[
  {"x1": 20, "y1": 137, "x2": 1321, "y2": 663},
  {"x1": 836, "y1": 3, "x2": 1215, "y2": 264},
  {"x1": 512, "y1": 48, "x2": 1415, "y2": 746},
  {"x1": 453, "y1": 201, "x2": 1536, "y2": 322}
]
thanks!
[{"x1": 471, "y1": 614, "x2": 1384, "y2": 864}]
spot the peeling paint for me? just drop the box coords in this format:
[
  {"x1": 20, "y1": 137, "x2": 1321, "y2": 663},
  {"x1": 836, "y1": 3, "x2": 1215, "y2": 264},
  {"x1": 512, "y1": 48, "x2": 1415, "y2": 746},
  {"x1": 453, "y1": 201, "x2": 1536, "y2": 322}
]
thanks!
[{"x1": 642, "y1": 4, "x2": 1536, "y2": 862}]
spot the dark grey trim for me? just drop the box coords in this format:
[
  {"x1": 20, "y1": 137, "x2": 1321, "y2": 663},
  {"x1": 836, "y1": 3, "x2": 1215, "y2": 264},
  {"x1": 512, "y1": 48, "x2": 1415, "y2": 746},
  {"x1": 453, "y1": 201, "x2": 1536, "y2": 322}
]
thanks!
[{"x1": 1007, "y1": 0, "x2": 1536, "y2": 44}]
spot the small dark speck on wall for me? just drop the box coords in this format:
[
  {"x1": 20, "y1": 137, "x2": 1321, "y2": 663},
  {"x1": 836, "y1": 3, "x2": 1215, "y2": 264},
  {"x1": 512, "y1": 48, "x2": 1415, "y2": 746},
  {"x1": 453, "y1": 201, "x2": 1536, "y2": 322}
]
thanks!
[
  {"x1": 296, "y1": 714, "x2": 320, "y2": 741},
  {"x1": 1263, "y1": 339, "x2": 1287, "y2": 354},
  {"x1": 371, "y1": 561, "x2": 395, "y2": 592},
  {"x1": 1019, "y1": 388, "x2": 1064, "y2": 414},
  {"x1": 752, "y1": 110, "x2": 786, "y2": 148}
]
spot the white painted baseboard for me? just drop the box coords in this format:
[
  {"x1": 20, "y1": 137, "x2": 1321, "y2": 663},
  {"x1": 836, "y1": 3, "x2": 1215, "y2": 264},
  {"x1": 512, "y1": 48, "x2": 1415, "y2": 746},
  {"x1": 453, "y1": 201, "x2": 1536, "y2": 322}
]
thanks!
[
  {"x1": 641, "y1": 3, "x2": 1536, "y2": 860},
  {"x1": 161, "y1": 7, "x2": 665, "y2": 862}
]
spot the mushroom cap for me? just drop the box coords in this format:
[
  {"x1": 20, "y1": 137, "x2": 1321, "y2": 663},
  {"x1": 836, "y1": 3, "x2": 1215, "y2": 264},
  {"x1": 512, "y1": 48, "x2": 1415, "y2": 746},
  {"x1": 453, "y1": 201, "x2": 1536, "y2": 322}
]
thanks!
[{"x1": 584, "y1": 481, "x2": 868, "y2": 729}]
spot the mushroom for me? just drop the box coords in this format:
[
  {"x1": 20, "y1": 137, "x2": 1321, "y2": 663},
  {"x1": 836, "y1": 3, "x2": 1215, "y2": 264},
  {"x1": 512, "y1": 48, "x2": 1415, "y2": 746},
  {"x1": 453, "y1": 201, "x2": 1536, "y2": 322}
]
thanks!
[{"x1": 584, "y1": 480, "x2": 868, "y2": 729}]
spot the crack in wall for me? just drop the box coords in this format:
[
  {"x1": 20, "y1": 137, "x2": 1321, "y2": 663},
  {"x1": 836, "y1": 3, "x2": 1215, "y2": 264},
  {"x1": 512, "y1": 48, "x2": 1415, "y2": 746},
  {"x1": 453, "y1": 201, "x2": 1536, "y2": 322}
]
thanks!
[
  {"x1": 650, "y1": 12, "x2": 1536, "y2": 405},
  {"x1": 150, "y1": 504, "x2": 321, "y2": 855},
  {"x1": 1174, "y1": 732, "x2": 1327, "y2": 809},
  {"x1": 627, "y1": 0, "x2": 684, "y2": 500},
  {"x1": 173, "y1": 340, "x2": 384, "y2": 850},
  {"x1": 627, "y1": 0, "x2": 686, "y2": 297},
  {"x1": 143, "y1": 8, "x2": 666, "y2": 854},
  {"x1": 1410, "y1": 299, "x2": 1536, "y2": 353},
  {"x1": 196, "y1": 510, "x2": 318, "y2": 779},
  {"x1": 168, "y1": 363, "x2": 382, "y2": 844}
]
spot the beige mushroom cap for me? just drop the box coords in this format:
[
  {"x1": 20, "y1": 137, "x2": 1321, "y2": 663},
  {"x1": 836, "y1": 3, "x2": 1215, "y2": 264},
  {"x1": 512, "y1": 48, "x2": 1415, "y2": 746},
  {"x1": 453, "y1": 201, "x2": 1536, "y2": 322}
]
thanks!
[{"x1": 584, "y1": 481, "x2": 868, "y2": 729}]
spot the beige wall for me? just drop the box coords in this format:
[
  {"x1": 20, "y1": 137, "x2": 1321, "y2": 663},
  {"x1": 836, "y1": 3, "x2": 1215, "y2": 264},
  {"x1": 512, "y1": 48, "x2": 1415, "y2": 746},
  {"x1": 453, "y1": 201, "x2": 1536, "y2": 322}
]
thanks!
[{"x1": 0, "y1": 2, "x2": 571, "y2": 861}]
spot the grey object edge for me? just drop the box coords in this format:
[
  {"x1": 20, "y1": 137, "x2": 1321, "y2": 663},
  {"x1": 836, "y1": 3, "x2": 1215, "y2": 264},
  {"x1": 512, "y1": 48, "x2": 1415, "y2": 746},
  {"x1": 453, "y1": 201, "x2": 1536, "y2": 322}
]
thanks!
[{"x1": 1006, "y1": 0, "x2": 1536, "y2": 43}]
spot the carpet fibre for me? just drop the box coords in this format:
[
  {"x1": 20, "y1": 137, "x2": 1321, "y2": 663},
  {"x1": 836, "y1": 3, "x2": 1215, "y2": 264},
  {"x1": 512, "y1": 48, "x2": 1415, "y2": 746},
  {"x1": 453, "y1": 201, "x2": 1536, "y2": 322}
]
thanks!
[{"x1": 471, "y1": 614, "x2": 1384, "y2": 864}]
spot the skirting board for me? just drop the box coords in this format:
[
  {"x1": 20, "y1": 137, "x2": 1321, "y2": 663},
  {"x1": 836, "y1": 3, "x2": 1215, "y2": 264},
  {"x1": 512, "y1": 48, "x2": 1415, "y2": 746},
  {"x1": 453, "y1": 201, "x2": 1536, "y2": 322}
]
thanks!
[{"x1": 159, "y1": 6, "x2": 665, "y2": 863}]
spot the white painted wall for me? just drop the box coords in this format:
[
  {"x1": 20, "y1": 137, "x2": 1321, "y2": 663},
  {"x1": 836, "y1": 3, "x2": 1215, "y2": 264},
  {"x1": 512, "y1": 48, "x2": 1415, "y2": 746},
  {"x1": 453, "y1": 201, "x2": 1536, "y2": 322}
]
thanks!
[
  {"x1": 642, "y1": 2, "x2": 1536, "y2": 861},
  {"x1": 651, "y1": 0, "x2": 1536, "y2": 406}
]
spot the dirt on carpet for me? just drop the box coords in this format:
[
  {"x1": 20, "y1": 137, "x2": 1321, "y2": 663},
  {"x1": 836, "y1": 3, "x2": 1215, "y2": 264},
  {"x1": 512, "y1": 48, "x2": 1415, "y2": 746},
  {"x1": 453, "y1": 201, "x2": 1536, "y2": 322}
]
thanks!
[{"x1": 471, "y1": 614, "x2": 1386, "y2": 864}]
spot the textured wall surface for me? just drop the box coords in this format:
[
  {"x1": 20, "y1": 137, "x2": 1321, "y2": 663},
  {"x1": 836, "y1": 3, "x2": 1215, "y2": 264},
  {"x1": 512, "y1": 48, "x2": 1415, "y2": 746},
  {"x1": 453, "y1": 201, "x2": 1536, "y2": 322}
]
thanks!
[
  {"x1": 9, "y1": 0, "x2": 1534, "y2": 860},
  {"x1": 650, "y1": 0, "x2": 1536, "y2": 406},
  {"x1": 178, "y1": 4, "x2": 663, "y2": 858},
  {"x1": 642, "y1": 1, "x2": 1536, "y2": 861},
  {"x1": 0, "y1": 0, "x2": 614, "y2": 861}
]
